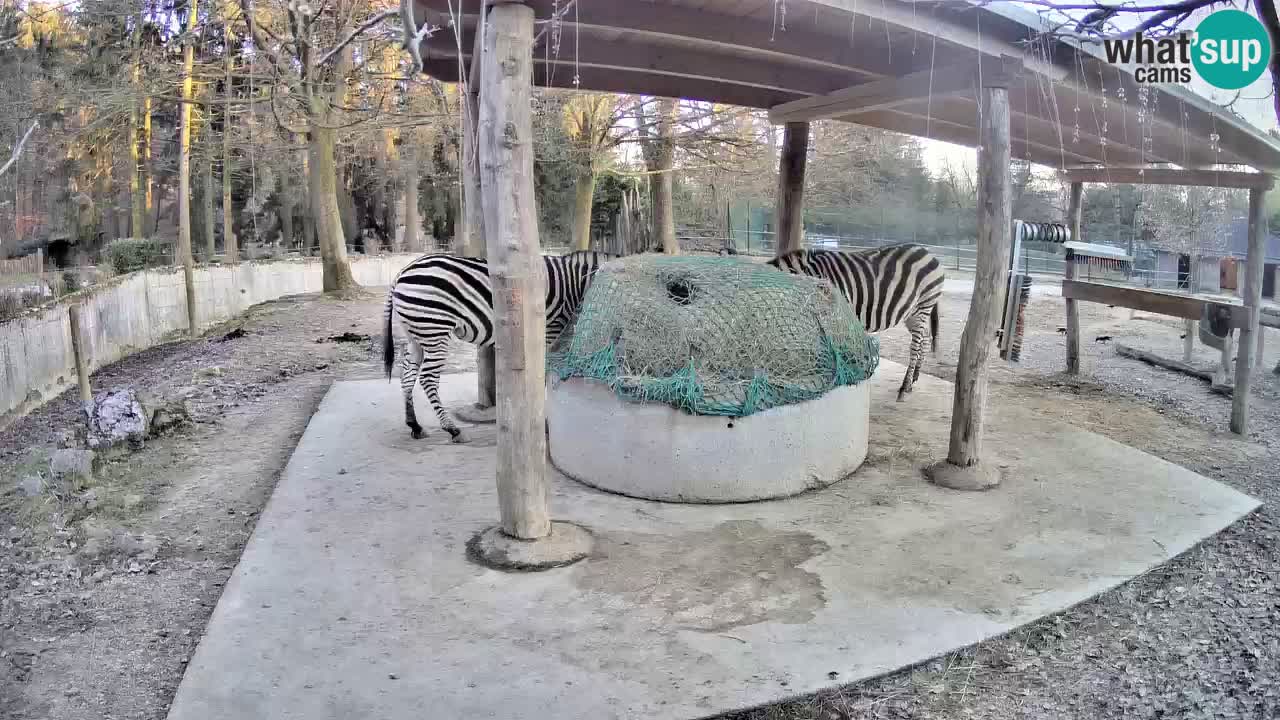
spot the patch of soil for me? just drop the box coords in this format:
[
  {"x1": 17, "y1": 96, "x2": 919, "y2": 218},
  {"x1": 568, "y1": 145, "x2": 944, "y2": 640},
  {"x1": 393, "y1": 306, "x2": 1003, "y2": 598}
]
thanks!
[{"x1": 0, "y1": 290, "x2": 474, "y2": 720}]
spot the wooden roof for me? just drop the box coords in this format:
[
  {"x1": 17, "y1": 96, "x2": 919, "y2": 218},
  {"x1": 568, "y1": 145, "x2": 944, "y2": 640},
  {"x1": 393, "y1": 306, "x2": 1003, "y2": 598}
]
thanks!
[{"x1": 413, "y1": 0, "x2": 1280, "y2": 174}]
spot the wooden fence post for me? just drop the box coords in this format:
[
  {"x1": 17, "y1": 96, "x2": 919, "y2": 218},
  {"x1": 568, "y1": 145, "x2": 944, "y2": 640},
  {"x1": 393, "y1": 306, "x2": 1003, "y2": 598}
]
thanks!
[
  {"x1": 926, "y1": 59, "x2": 1019, "y2": 491},
  {"x1": 1064, "y1": 181, "x2": 1082, "y2": 374},
  {"x1": 468, "y1": 0, "x2": 591, "y2": 570},
  {"x1": 68, "y1": 304, "x2": 92, "y2": 404}
]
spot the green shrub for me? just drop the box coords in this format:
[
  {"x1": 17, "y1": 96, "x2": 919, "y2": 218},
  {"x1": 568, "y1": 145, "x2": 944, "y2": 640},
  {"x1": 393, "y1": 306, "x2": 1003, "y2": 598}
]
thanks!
[{"x1": 106, "y1": 238, "x2": 170, "y2": 274}]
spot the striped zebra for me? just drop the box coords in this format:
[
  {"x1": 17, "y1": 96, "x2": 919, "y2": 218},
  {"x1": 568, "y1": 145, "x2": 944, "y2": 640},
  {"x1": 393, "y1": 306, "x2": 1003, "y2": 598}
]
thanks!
[
  {"x1": 767, "y1": 244, "x2": 946, "y2": 401},
  {"x1": 382, "y1": 250, "x2": 616, "y2": 441}
]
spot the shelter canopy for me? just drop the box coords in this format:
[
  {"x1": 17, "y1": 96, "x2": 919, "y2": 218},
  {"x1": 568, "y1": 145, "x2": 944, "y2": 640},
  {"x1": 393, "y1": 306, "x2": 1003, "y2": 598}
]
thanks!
[{"x1": 414, "y1": 0, "x2": 1280, "y2": 174}]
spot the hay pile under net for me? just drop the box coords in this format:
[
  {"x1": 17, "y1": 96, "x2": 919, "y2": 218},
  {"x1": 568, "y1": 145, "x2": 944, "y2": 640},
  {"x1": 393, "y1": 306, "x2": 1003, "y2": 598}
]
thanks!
[{"x1": 547, "y1": 255, "x2": 880, "y2": 417}]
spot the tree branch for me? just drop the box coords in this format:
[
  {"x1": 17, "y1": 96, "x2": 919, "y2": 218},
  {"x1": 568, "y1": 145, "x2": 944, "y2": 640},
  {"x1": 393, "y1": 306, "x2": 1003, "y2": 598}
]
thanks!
[
  {"x1": 315, "y1": 9, "x2": 399, "y2": 67},
  {"x1": 0, "y1": 120, "x2": 38, "y2": 179}
]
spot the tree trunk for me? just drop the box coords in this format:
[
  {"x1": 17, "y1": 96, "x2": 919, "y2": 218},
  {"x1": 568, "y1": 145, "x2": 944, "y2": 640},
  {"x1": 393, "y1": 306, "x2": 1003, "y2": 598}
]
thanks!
[
  {"x1": 277, "y1": 183, "x2": 294, "y2": 253},
  {"x1": 202, "y1": 151, "x2": 215, "y2": 260},
  {"x1": 299, "y1": 132, "x2": 316, "y2": 256},
  {"x1": 653, "y1": 99, "x2": 679, "y2": 254},
  {"x1": 774, "y1": 121, "x2": 809, "y2": 256},
  {"x1": 144, "y1": 96, "x2": 155, "y2": 235},
  {"x1": 403, "y1": 147, "x2": 421, "y2": 252},
  {"x1": 177, "y1": 0, "x2": 198, "y2": 335},
  {"x1": 223, "y1": 19, "x2": 237, "y2": 262},
  {"x1": 309, "y1": 125, "x2": 358, "y2": 294},
  {"x1": 130, "y1": 95, "x2": 145, "y2": 237},
  {"x1": 571, "y1": 165, "x2": 597, "y2": 251}
]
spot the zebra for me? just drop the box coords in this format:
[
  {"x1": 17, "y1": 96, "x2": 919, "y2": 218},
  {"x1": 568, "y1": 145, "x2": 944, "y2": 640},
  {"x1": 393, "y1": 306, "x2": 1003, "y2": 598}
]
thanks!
[
  {"x1": 382, "y1": 250, "x2": 617, "y2": 441},
  {"x1": 767, "y1": 244, "x2": 945, "y2": 402}
]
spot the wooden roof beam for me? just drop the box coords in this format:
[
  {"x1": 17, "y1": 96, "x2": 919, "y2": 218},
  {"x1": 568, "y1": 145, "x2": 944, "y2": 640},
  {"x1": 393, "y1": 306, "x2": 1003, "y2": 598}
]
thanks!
[
  {"x1": 769, "y1": 65, "x2": 974, "y2": 124},
  {"x1": 416, "y1": 0, "x2": 907, "y2": 80},
  {"x1": 1062, "y1": 167, "x2": 1275, "y2": 190},
  {"x1": 769, "y1": 55, "x2": 1022, "y2": 125}
]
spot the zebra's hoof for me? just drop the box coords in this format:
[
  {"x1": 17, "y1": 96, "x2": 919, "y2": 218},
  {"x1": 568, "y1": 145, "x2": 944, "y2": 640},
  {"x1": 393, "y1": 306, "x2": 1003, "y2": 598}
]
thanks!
[
  {"x1": 410, "y1": 425, "x2": 425, "y2": 440},
  {"x1": 449, "y1": 429, "x2": 470, "y2": 444},
  {"x1": 896, "y1": 392, "x2": 907, "y2": 402}
]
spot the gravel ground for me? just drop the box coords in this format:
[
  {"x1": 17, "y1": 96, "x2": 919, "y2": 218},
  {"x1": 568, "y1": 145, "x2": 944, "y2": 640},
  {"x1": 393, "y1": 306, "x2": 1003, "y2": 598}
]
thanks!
[
  {"x1": 727, "y1": 277, "x2": 1280, "y2": 720},
  {"x1": 2, "y1": 277, "x2": 1277, "y2": 720}
]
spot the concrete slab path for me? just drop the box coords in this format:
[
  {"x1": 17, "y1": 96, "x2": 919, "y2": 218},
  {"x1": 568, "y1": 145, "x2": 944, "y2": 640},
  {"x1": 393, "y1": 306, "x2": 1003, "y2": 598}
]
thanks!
[{"x1": 166, "y1": 362, "x2": 1259, "y2": 720}]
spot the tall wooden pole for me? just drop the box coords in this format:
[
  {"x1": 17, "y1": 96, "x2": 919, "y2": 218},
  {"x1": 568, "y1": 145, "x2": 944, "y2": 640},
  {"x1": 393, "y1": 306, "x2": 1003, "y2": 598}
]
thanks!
[
  {"x1": 461, "y1": 17, "x2": 497, "y2": 413},
  {"x1": 479, "y1": 1, "x2": 550, "y2": 539},
  {"x1": 928, "y1": 60, "x2": 1018, "y2": 490},
  {"x1": 1230, "y1": 186, "x2": 1267, "y2": 435},
  {"x1": 773, "y1": 121, "x2": 809, "y2": 256},
  {"x1": 1064, "y1": 182, "x2": 1082, "y2": 374},
  {"x1": 177, "y1": 0, "x2": 199, "y2": 336}
]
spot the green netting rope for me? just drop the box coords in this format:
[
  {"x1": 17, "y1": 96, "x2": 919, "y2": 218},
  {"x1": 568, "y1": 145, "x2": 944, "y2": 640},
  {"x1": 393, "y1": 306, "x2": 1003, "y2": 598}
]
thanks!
[{"x1": 547, "y1": 255, "x2": 879, "y2": 417}]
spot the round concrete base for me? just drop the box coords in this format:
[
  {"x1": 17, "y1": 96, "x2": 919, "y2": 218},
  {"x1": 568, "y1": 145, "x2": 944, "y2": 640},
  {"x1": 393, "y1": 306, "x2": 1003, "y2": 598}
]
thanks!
[
  {"x1": 454, "y1": 404, "x2": 496, "y2": 424},
  {"x1": 465, "y1": 521, "x2": 594, "y2": 572},
  {"x1": 547, "y1": 378, "x2": 870, "y2": 503},
  {"x1": 923, "y1": 459, "x2": 1003, "y2": 491}
]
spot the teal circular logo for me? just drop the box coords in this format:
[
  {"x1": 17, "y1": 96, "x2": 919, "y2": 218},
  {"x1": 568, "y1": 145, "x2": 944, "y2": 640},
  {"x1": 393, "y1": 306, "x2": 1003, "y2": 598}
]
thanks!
[{"x1": 1192, "y1": 10, "x2": 1272, "y2": 90}]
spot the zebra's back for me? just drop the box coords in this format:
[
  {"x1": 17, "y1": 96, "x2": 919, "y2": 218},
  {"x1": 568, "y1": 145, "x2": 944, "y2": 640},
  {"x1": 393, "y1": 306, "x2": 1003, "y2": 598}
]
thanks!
[
  {"x1": 390, "y1": 254, "x2": 495, "y2": 344},
  {"x1": 770, "y1": 244, "x2": 944, "y2": 333}
]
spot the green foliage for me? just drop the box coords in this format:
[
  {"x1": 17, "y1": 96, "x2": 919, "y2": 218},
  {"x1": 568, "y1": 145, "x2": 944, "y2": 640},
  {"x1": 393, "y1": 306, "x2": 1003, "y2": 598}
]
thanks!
[{"x1": 106, "y1": 239, "x2": 170, "y2": 274}]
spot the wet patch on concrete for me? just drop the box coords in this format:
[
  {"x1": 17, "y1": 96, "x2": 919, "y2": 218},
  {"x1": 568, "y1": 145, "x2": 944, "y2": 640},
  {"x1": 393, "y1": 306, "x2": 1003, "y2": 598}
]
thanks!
[{"x1": 575, "y1": 519, "x2": 829, "y2": 633}]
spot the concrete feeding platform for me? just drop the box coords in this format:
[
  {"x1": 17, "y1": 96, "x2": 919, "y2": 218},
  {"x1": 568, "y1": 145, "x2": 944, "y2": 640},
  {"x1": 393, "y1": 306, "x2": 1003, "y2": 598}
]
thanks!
[{"x1": 166, "y1": 362, "x2": 1260, "y2": 720}]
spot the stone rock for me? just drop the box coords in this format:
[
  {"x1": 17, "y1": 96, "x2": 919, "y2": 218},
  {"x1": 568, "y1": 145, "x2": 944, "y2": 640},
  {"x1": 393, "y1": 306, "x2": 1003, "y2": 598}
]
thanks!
[
  {"x1": 148, "y1": 397, "x2": 192, "y2": 436},
  {"x1": 193, "y1": 366, "x2": 224, "y2": 381},
  {"x1": 49, "y1": 449, "x2": 95, "y2": 486},
  {"x1": 17, "y1": 475, "x2": 44, "y2": 497},
  {"x1": 82, "y1": 388, "x2": 191, "y2": 450},
  {"x1": 84, "y1": 390, "x2": 149, "y2": 450}
]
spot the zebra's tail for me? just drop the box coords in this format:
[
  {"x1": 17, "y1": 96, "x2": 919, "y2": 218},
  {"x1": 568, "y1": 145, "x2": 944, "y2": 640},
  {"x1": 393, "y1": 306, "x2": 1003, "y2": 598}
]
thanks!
[
  {"x1": 382, "y1": 290, "x2": 395, "y2": 381},
  {"x1": 930, "y1": 303, "x2": 939, "y2": 354}
]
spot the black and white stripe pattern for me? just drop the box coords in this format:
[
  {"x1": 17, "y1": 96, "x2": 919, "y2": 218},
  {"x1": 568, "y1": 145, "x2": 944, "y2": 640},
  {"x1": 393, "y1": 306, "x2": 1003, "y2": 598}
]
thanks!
[
  {"x1": 381, "y1": 250, "x2": 616, "y2": 441},
  {"x1": 767, "y1": 244, "x2": 946, "y2": 401},
  {"x1": 1016, "y1": 221, "x2": 1071, "y2": 245}
]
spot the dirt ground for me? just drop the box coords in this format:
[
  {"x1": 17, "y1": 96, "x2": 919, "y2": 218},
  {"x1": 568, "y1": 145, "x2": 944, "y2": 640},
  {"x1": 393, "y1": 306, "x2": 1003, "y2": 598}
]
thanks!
[{"x1": 1, "y1": 275, "x2": 1277, "y2": 720}]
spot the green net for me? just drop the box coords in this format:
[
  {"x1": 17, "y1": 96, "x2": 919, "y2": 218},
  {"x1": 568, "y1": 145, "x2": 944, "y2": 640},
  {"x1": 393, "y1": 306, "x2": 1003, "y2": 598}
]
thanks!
[{"x1": 547, "y1": 255, "x2": 880, "y2": 417}]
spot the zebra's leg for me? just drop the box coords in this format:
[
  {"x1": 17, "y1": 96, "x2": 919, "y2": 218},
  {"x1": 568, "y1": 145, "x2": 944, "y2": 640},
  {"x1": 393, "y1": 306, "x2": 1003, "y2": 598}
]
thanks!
[
  {"x1": 400, "y1": 338, "x2": 426, "y2": 439},
  {"x1": 417, "y1": 335, "x2": 468, "y2": 443},
  {"x1": 898, "y1": 309, "x2": 930, "y2": 401}
]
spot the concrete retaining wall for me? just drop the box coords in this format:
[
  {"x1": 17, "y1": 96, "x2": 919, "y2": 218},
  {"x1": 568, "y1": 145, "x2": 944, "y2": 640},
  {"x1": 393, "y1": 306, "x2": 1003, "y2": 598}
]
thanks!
[{"x1": 0, "y1": 254, "x2": 419, "y2": 426}]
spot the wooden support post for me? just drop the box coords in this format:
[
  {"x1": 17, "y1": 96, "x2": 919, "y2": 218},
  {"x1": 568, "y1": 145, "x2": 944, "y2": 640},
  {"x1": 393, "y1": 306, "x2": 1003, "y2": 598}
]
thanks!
[
  {"x1": 468, "y1": 0, "x2": 592, "y2": 570},
  {"x1": 927, "y1": 62, "x2": 1018, "y2": 491},
  {"x1": 1230, "y1": 187, "x2": 1267, "y2": 435},
  {"x1": 460, "y1": 18, "x2": 497, "y2": 416},
  {"x1": 480, "y1": 1, "x2": 550, "y2": 539},
  {"x1": 1064, "y1": 182, "x2": 1083, "y2": 374},
  {"x1": 773, "y1": 121, "x2": 809, "y2": 256},
  {"x1": 68, "y1": 304, "x2": 92, "y2": 404}
]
